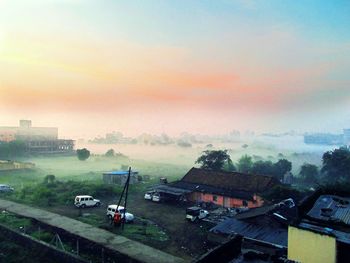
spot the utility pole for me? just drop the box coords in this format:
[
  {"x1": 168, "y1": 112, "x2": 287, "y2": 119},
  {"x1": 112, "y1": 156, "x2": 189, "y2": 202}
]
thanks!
[{"x1": 116, "y1": 167, "x2": 131, "y2": 230}]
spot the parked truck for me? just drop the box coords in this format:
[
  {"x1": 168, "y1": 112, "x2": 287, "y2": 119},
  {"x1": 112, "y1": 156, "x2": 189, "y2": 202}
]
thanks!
[{"x1": 186, "y1": 207, "x2": 209, "y2": 222}]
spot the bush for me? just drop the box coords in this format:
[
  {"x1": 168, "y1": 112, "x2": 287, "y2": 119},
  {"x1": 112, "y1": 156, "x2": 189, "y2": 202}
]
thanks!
[
  {"x1": 31, "y1": 231, "x2": 54, "y2": 243},
  {"x1": 262, "y1": 185, "x2": 304, "y2": 202},
  {"x1": 76, "y1": 148, "x2": 90, "y2": 161},
  {"x1": 105, "y1": 149, "x2": 115, "y2": 157},
  {"x1": 32, "y1": 186, "x2": 58, "y2": 206},
  {"x1": 17, "y1": 180, "x2": 121, "y2": 207}
]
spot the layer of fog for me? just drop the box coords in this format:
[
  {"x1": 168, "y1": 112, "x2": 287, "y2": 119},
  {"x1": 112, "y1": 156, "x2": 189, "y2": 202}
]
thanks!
[{"x1": 76, "y1": 135, "x2": 337, "y2": 173}]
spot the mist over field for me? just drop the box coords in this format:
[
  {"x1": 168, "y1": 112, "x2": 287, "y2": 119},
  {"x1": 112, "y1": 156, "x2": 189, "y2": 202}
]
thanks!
[{"x1": 73, "y1": 134, "x2": 336, "y2": 174}]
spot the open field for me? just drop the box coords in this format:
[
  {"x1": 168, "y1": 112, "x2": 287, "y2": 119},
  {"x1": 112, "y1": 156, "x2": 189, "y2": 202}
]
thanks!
[{"x1": 0, "y1": 155, "x2": 210, "y2": 260}]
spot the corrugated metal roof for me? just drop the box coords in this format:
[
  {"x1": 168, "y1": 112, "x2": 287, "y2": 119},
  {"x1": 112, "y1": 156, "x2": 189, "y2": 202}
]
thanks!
[
  {"x1": 307, "y1": 195, "x2": 350, "y2": 226},
  {"x1": 153, "y1": 184, "x2": 192, "y2": 195},
  {"x1": 210, "y1": 217, "x2": 288, "y2": 247}
]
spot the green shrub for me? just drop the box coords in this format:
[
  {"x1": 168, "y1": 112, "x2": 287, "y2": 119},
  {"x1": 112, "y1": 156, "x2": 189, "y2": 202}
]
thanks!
[{"x1": 31, "y1": 231, "x2": 54, "y2": 243}]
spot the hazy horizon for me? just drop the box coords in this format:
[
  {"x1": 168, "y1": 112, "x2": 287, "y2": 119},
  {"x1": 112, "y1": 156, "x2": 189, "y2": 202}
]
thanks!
[{"x1": 1, "y1": 1, "x2": 350, "y2": 139}]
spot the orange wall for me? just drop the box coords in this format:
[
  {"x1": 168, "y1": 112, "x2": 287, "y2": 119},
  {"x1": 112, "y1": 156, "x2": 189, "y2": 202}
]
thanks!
[{"x1": 188, "y1": 192, "x2": 264, "y2": 208}]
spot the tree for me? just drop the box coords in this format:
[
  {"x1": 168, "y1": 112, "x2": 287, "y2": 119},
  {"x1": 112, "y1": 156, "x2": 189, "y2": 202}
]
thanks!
[
  {"x1": 299, "y1": 163, "x2": 319, "y2": 184},
  {"x1": 237, "y1": 155, "x2": 253, "y2": 173},
  {"x1": 8, "y1": 140, "x2": 26, "y2": 157},
  {"x1": 262, "y1": 185, "x2": 303, "y2": 202},
  {"x1": 251, "y1": 160, "x2": 274, "y2": 176},
  {"x1": 195, "y1": 150, "x2": 232, "y2": 171},
  {"x1": 0, "y1": 140, "x2": 26, "y2": 158},
  {"x1": 223, "y1": 158, "x2": 237, "y2": 172},
  {"x1": 321, "y1": 147, "x2": 350, "y2": 183},
  {"x1": 105, "y1": 149, "x2": 115, "y2": 157},
  {"x1": 43, "y1": 174, "x2": 56, "y2": 185},
  {"x1": 76, "y1": 148, "x2": 90, "y2": 161},
  {"x1": 273, "y1": 159, "x2": 292, "y2": 181}
]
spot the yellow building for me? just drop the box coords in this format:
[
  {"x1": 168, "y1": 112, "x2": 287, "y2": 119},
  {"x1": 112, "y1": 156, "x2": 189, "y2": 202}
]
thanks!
[
  {"x1": 288, "y1": 225, "x2": 336, "y2": 263},
  {"x1": 288, "y1": 195, "x2": 350, "y2": 263}
]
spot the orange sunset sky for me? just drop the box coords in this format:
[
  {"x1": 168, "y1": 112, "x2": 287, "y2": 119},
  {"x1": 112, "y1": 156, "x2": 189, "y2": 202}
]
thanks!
[{"x1": 1, "y1": 1, "x2": 350, "y2": 138}]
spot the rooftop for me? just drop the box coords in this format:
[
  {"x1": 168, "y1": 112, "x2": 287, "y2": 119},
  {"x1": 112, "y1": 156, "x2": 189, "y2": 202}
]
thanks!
[
  {"x1": 294, "y1": 194, "x2": 350, "y2": 244},
  {"x1": 210, "y1": 217, "x2": 288, "y2": 247},
  {"x1": 306, "y1": 195, "x2": 350, "y2": 226},
  {"x1": 180, "y1": 167, "x2": 280, "y2": 194},
  {"x1": 153, "y1": 184, "x2": 192, "y2": 196}
]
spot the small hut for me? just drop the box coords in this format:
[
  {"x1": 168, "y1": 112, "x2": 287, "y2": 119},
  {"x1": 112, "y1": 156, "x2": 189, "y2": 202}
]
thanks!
[{"x1": 103, "y1": 170, "x2": 139, "y2": 185}]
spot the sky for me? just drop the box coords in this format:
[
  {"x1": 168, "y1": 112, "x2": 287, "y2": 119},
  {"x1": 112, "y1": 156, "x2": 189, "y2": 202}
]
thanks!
[{"x1": 0, "y1": 0, "x2": 350, "y2": 138}]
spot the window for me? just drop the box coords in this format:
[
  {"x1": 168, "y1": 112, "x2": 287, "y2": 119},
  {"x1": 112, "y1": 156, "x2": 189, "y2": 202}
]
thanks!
[
  {"x1": 212, "y1": 195, "x2": 218, "y2": 202},
  {"x1": 242, "y1": 200, "x2": 248, "y2": 207},
  {"x1": 89, "y1": 197, "x2": 93, "y2": 200}
]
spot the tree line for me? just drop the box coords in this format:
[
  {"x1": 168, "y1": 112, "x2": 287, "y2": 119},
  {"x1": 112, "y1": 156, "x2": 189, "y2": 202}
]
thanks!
[
  {"x1": 195, "y1": 150, "x2": 292, "y2": 181},
  {"x1": 0, "y1": 140, "x2": 26, "y2": 159},
  {"x1": 195, "y1": 146, "x2": 350, "y2": 184}
]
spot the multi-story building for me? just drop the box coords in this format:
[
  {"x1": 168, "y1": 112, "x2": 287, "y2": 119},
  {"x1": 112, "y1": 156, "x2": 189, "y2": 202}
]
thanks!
[{"x1": 0, "y1": 120, "x2": 74, "y2": 154}]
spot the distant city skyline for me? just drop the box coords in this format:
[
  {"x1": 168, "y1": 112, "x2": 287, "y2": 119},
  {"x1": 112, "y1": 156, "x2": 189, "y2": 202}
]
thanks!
[{"x1": 1, "y1": 1, "x2": 349, "y2": 138}]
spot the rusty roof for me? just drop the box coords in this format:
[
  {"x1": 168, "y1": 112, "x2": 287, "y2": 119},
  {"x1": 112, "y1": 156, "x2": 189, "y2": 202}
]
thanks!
[{"x1": 181, "y1": 168, "x2": 280, "y2": 194}]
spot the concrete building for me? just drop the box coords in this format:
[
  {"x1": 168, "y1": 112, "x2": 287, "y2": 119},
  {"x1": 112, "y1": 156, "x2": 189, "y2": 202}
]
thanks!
[
  {"x1": 304, "y1": 133, "x2": 344, "y2": 145},
  {"x1": 344, "y1": 129, "x2": 350, "y2": 145},
  {"x1": 0, "y1": 120, "x2": 74, "y2": 154},
  {"x1": 0, "y1": 120, "x2": 58, "y2": 141}
]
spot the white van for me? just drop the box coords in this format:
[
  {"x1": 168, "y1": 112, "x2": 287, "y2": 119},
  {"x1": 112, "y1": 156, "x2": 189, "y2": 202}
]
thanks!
[
  {"x1": 106, "y1": 204, "x2": 134, "y2": 222},
  {"x1": 74, "y1": 195, "x2": 100, "y2": 208}
]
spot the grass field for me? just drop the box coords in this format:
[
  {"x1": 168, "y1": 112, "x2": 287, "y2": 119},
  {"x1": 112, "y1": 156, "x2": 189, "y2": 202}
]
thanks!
[{"x1": 0, "y1": 155, "x2": 190, "y2": 190}]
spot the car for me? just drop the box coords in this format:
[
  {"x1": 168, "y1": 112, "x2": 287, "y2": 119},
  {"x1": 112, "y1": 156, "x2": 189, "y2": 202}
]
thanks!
[
  {"x1": 74, "y1": 195, "x2": 101, "y2": 208},
  {"x1": 0, "y1": 184, "x2": 14, "y2": 192},
  {"x1": 106, "y1": 204, "x2": 134, "y2": 222},
  {"x1": 186, "y1": 207, "x2": 209, "y2": 222},
  {"x1": 152, "y1": 192, "x2": 161, "y2": 202},
  {"x1": 144, "y1": 191, "x2": 155, "y2": 200}
]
